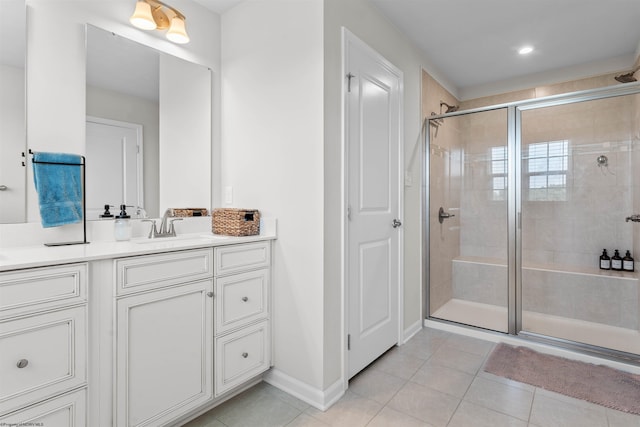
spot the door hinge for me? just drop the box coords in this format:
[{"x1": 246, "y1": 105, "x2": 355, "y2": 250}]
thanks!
[
  {"x1": 347, "y1": 205, "x2": 351, "y2": 221},
  {"x1": 347, "y1": 334, "x2": 351, "y2": 351},
  {"x1": 347, "y1": 73, "x2": 355, "y2": 93}
]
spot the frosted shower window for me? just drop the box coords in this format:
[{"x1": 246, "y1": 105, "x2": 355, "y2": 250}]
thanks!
[{"x1": 525, "y1": 140, "x2": 568, "y2": 201}]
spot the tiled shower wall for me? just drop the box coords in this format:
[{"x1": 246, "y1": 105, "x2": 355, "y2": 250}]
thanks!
[
  {"x1": 422, "y1": 70, "x2": 461, "y2": 313},
  {"x1": 458, "y1": 109, "x2": 509, "y2": 260},
  {"x1": 520, "y1": 97, "x2": 637, "y2": 268},
  {"x1": 459, "y1": 74, "x2": 639, "y2": 270},
  {"x1": 425, "y1": 70, "x2": 639, "y2": 315}
]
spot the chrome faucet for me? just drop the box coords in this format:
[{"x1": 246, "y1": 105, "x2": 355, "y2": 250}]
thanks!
[
  {"x1": 142, "y1": 209, "x2": 183, "y2": 238},
  {"x1": 158, "y1": 208, "x2": 173, "y2": 235}
]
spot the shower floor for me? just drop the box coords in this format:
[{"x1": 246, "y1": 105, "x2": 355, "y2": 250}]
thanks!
[{"x1": 432, "y1": 298, "x2": 640, "y2": 355}]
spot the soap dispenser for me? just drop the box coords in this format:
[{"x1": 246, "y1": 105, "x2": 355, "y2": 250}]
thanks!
[
  {"x1": 99, "y1": 204, "x2": 114, "y2": 219},
  {"x1": 611, "y1": 249, "x2": 623, "y2": 271},
  {"x1": 599, "y1": 249, "x2": 611, "y2": 270},
  {"x1": 114, "y1": 205, "x2": 132, "y2": 241},
  {"x1": 623, "y1": 250, "x2": 635, "y2": 272}
]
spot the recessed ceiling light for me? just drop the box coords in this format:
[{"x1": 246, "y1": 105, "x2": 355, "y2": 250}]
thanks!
[{"x1": 518, "y1": 46, "x2": 534, "y2": 55}]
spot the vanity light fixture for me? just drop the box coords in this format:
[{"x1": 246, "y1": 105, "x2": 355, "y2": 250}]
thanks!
[{"x1": 129, "y1": 0, "x2": 190, "y2": 44}]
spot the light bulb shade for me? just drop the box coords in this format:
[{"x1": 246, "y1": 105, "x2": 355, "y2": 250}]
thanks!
[
  {"x1": 130, "y1": 1, "x2": 157, "y2": 30},
  {"x1": 166, "y1": 16, "x2": 189, "y2": 44}
]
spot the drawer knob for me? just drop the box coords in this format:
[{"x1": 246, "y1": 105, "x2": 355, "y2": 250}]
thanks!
[
  {"x1": 16, "y1": 359, "x2": 29, "y2": 369},
  {"x1": 207, "y1": 292, "x2": 214, "y2": 298},
  {"x1": 242, "y1": 296, "x2": 248, "y2": 302},
  {"x1": 242, "y1": 352, "x2": 248, "y2": 358}
]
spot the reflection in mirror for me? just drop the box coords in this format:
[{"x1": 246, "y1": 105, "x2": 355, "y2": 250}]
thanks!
[
  {"x1": 86, "y1": 25, "x2": 159, "y2": 219},
  {"x1": 0, "y1": 0, "x2": 26, "y2": 223},
  {"x1": 85, "y1": 25, "x2": 212, "y2": 220}
]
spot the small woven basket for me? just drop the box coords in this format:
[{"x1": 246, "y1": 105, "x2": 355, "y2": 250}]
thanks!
[
  {"x1": 170, "y1": 208, "x2": 209, "y2": 217},
  {"x1": 212, "y1": 208, "x2": 260, "y2": 236}
]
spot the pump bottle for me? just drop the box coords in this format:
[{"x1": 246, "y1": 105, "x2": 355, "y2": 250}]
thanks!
[
  {"x1": 114, "y1": 205, "x2": 132, "y2": 241},
  {"x1": 599, "y1": 249, "x2": 611, "y2": 270}
]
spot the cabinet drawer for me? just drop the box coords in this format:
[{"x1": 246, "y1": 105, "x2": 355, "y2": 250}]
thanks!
[
  {"x1": 215, "y1": 320, "x2": 270, "y2": 396},
  {"x1": 0, "y1": 388, "x2": 86, "y2": 426},
  {"x1": 115, "y1": 248, "x2": 213, "y2": 295},
  {"x1": 216, "y1": 269, "x2": 269, "y2": 334},
  {"x1": 0, "y1": 306, "x2": 87, "y2": 415},
  {"x1": 0, "y1": 264, "x2": 87, "y2": 319},
  {"x1": 215, "y1": 242, "x2": 270, "y2": 276}
]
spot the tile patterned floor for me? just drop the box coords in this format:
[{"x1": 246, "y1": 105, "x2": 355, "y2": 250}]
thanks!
[{"x1": 184, "y1": 328, "x2": 640, "y2": 427}]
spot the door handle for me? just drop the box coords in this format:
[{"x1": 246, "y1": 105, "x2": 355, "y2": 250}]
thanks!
[
  {"x1": 392, "y1": 219, "x2": 402, "y2": 228},
  {"x1": 438, "y1": 207, "x2": 455, "y2": 224},
  {"x1": 0, "y1": 185, "x2": 7, "y2": 191}
]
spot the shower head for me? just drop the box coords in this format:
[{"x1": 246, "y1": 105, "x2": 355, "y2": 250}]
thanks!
[
  {"x1": 614, "y1": 66, "x2": 639, "y2": 83},
  {"x1": 440, "y1": 101, "x2": 460, "y2": 113}
]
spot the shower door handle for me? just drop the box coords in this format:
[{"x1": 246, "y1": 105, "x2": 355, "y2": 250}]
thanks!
[
  {"x1": 438, "y1": 207, "x2": 455, "y2": 224},
  {"x1": 626, "y1": 214, "x2": 640, "y2": 223}
]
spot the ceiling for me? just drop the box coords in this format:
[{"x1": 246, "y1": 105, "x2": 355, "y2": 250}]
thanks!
[
  {"x1": 368, "y1": 0, "x2": 640, "y2": 99},
  {"x1": 3, "y1": 0, "x2": 639, "y2": 101},
  {"x1": 194, "y1": 0, "x2": 640, "y2": 100}
]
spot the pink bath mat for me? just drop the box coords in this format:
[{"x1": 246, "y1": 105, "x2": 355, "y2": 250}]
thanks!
[{"x1": 484, "y1": 343, "x2": 640, "y2": 415}]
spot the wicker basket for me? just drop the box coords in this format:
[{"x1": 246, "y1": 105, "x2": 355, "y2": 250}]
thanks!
[
  {"x1": 170, "y1": 208, "x2": 209, "y2": 217},
  {"x1": 212, "y1": 208, "x2": 260, "y2": 236}
]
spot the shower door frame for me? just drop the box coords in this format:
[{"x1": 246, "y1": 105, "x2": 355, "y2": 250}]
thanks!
[{"x1": 423, "y1": 82, "x2": 640, "y2": 358}]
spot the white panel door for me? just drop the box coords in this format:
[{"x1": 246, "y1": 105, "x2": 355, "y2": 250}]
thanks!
[
  {"x1": 86, "y1": 118, "x2": 142, "y2": 219},
  {"x1": 346, "y1": 34, "x2": 402, "y2": 379}
]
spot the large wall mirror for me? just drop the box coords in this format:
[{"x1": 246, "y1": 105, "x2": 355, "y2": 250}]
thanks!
[
  {"x1": 86, "y1": 25, "x2": 212, "y2": 220},
  {"x1": 0, "y1": 0, "x2": 26, "y2": 223}
]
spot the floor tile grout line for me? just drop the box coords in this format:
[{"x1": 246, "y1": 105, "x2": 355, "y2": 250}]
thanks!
[{"x1": 527, "y1": 387, "x2": 537, "y2": 424}]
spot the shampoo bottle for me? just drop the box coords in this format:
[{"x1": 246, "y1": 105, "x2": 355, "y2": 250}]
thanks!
[
  {"x1": 611, "y1": 249, "x2": 623, "y2": 271},
  {"x1": 114, "y1": 205, "x2": 132, "y2": 241},
  {"x1": 599, "y1": 249, "x2": 611, "y2": 270},
  {"x1": 623, "y1": 250, "x2": 635, "y2": 272}
]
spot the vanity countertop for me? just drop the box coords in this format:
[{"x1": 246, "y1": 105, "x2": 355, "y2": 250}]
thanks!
[{"x1": 0, "y1": 232, "x2": 275, "y2": 272}]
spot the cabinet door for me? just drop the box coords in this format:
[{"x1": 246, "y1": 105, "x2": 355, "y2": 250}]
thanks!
[
  {"x1": 0, "y1": 388, "x2": 86, "y2": 426},
  {"x1": 116, "y1": 280, "x2": 213, "y2": 427}
]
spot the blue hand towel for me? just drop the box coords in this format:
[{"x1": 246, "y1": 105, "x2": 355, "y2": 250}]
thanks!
[{"x1": 32, "y1": 152, "x2": 84, "y2": 228}]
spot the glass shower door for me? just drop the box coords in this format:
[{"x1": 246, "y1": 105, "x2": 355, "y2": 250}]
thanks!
[
  {"x1": 428, "y1": 108, "x2": 510, "y2": 333},
  {"x1": 519, "y1": 93, "x2": 640, "y2": 356}
]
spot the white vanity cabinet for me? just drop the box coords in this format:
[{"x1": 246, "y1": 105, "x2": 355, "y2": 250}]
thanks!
[
  {"x1": 0, "y1": 264, "x2": 88, "y2": 425},
  {"x1": 114, "y1": 248, "x2": 214, "y2": 427},
  {"x1": 214, "y1": 242, "x2": 271, "y2": 396}
]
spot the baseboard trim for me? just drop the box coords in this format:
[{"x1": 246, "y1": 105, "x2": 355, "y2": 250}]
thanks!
[
  {"x1": 263, "y1": 368, "x2": 345, "y2": 411},
  {"x1": 402, "y1": 319, "x2": 423, "y2": 344}
]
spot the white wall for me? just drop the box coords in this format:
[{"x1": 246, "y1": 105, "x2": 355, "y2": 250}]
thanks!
[
  {"x1": 221, "y1": 0, "x2": 326, "y2": 391},
  {"x1": 222, "y1": 0, "x2": 443, "y2": 404},
  {"x1": 159, "y1": 53, "x2": 211, "y2": 212},
  {"x1": 25, "y1": 0, "x2": 220, "y2": 223}
]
